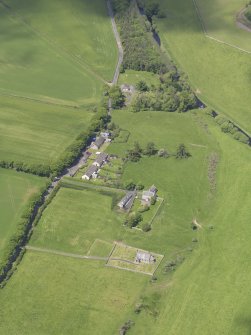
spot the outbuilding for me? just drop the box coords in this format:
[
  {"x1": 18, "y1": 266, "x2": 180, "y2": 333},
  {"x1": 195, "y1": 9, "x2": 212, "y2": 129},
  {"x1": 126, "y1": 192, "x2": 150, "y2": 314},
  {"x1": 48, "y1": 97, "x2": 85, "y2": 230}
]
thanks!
[{"x1": 82, "y1": 165, "x2": 98, "y2": 180}]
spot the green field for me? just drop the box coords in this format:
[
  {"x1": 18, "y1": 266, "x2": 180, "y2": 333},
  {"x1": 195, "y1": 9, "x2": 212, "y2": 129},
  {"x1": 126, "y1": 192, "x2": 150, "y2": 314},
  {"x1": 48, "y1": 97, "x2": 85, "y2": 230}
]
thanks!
[
  {"x1": 0, "y1": 96, "x2": 92, "y2": 165},
  {"x1": 0, "y1": 251, "x2": 147, "y2": 335},
  {"x1": 0, "y1": 0, "x2": 117, "y2": 103},
  {"x1": 157, "y1": 0, "x2": 251, "y2": 134},
  {"x1": 127, "y1": 115, "x2": 251, "y2": 335},
  {"x1": 0, "y1": 168, "x2": 46, "y2": 257},
  {"x1": 119, "y1": 70, "x2": 160, "y2": 87},
  {"x1": 197, "y1": 0, "x2": 250, "y2": 51}
]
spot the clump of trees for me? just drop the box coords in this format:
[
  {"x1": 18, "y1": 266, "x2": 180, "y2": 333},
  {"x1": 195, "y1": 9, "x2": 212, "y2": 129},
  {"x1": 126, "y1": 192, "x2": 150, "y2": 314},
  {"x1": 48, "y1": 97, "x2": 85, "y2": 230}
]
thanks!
[
  {"x1": 125, "y1": 141, "x2": 192, "y2": 162},
  {"x1": 176, "y1": 144, "x2": 191, "y2": 159},
  {"x1": 206, "y1": 110, "x2": 250, "y2": 145},
  {"x1": 131, "y1": 75, "x2": 197, "y2": 113},
  {"x1": 107, "y1": 85, "x2": 125, "y2": 109},
  {"x1": 124, "y1": 212, "x2": 143, "y2": 228}
]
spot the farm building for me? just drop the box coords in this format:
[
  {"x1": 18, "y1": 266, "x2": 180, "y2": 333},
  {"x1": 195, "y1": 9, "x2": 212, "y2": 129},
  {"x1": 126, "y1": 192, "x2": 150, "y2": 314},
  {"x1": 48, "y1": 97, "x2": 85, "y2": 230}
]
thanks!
[
  {"x1": 93, "y1": 152, "x2": 109, "y2": 168},
  {"x1": 135, "y1": 251, "x2": 156, "y2": 264},
  {"x1": 142, "y1": 185, "x2": 158, "y2": 203},
  {"x1": 120, "y1": 84, "x2": 133, "y2": 93},
  {"x1": 100, "y1": 131, "x2": 111, "y2": 139},
  {"x1": 82, "y1": 165, "x2": 98, "y2": 180},
  {"x1": 118, "y1": 191, "x2": 135, "y2": 210},
  {"x1": 91, "y1": 136, "x2": 105, "y2": 150}
]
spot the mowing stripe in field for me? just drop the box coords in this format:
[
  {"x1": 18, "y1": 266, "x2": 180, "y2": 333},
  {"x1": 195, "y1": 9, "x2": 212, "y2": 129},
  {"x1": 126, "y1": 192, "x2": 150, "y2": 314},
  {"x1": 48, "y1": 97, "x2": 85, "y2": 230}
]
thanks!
[{"x1": 26, "y1": 246, "x2": 109, "y2": 261}]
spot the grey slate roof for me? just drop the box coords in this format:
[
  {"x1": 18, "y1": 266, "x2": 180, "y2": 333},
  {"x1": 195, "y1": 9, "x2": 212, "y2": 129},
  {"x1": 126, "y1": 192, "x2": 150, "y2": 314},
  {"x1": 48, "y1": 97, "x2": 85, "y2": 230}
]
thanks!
[
  {"x1": 94, "y1": 136, "x2": 105, "y2": 148},
  {"x1": 149, "y1": 185, "x2": 158, "y2": 194},
  {"x1": 118, "y1": 191, "x2": 134, "y2": 208},
  {"x1": 84, "y1": 165, "x2": 98, "y2": 178},
  {"x1": 95, "y1": 152, "x2": 108, "y2": 165}
]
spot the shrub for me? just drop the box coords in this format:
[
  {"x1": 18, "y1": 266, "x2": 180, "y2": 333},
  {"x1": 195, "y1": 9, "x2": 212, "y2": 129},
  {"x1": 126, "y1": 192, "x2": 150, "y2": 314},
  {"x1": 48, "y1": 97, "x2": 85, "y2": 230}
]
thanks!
[
  {"x1": 142, "y1": 223, "x2": 151, "y2": 232},
  {"x1": 176, "y1": 144, "x2": 191, "y2": 159}
]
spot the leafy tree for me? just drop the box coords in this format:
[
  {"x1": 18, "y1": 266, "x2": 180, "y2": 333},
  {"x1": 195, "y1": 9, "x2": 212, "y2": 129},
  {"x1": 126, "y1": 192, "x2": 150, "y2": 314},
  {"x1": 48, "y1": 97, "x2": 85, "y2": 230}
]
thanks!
[
  {"x1": 136, "y1": 80, "x2": 149, "y2": 92},
  {"x1": 126, "y1": 212, "x2": 143, "y2": 228},
  {"x1": 126, "y1": 142, "x2": 142, "y2": 162},
  {"x1": 109, "y1": 86, "x2": 125, "y2": 109},
  {"x1": 176, "y1": 144, "x2": 191, "y2": 159},
  {"x1": 144, "y1": 142, "x2": 157, "y2": 156},
  {"x1": 125, "y1": 181, "x2": 136, "y2": 190},
  {"x1": 142, "y1": 223, "x2": 151, "y2": 232}
]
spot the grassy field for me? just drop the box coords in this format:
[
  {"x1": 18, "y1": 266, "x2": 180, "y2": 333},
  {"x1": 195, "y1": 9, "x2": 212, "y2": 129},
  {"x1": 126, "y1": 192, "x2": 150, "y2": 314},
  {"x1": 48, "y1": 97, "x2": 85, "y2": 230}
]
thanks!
[
  {"x1": 0, "y1": 96, "x2": 92, "y2": 165},
  {"x1": 157, "y1": 0, "x2": 251, "y2": 134},
  {"x1": 127, "y1": 115, "x2": 251, "y2": 335},
  {"x1": 196, "y1": 0, "x2": 250, "y2": 51},
  {"x1": 30, "y1": 187, "x2": 126, "y2": 255},
  {"x1": 0, "y1": 0, "x2": 117, "y2": 103},
  {"x1": 119, "y1": 70, "x2": 160, "y2": 87},
  {"x1": 5, "y1": 0, "x2": 118, "y2": 82},
  {"x1": 0, "y1": 168, "x2": 46, "y2": 258},
  {"x1": 0, "y1": 251, "x2": 147, "y2": 335}
]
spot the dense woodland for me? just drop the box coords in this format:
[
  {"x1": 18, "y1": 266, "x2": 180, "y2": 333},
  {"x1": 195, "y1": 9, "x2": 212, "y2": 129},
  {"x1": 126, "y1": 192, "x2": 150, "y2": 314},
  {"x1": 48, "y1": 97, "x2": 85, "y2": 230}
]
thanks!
[
  {"x1": 112, "y1": 0, "x2": 170, "y2": 74},
  {"x1": 111, "y1": 0, "x2": 197, "y2": 113}
]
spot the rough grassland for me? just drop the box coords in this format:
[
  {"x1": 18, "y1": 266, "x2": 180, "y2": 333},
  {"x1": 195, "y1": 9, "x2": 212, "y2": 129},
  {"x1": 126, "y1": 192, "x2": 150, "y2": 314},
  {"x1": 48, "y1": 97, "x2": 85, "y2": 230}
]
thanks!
[
  {"x1": 0, "y1": 0, "x2": 117, "y2": 103},
  {"x1": 0, "y1": 96, "x2": 92, "y2": 165},
  {"x1": 0, "y1": 252, "x2": 147, "y2": 335},
  {"x1": 0, "y1": 168, "x2": 46, "y2": 258},
  {"x1": 157, "y1": 0, "x2": 251, "y2": 134}
]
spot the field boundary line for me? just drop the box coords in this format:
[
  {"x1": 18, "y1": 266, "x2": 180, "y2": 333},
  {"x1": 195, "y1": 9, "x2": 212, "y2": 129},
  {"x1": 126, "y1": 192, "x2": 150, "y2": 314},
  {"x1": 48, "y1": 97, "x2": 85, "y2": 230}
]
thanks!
[
  {"x1": 105, "y1": 263, "x2": 153, "y2": 276},
  {"x1": 25, "y1": 246, "x2": 108, "y2": 261},
  {"x1": 0, "y1": 90, "x2": 80, "y2": 109},
  {"x1": 148, "y1": 197, "x2": 164, "y2": 227},
  {"x1": 192, "y1": 0, "x2": 251, "y2": 55}
]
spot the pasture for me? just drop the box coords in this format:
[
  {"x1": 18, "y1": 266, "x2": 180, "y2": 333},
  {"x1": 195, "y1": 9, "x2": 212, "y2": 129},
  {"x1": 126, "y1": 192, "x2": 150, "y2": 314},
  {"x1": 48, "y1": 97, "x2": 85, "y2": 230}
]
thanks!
[
  {"x1": 157, "y1": 0, "x2": 251, "y2": 134},
  {"x1": 0, "y1": 0, "x2": 117, "y2": 103},
  {"x1": 128, "y1": 115, "x2": 251, "y2": 335},
  {"x1": 0, "y1": 251, "x2": 147, "y2": 335},
  {"x1": 0, "y1": 168, "x2": 46, "y2": 257},
  {"x1": 0, "y1": 96, "x2": 92, "y2": 166},
  {"x1": 196, "y1": 0, "x2": 250, "y2": 51}
]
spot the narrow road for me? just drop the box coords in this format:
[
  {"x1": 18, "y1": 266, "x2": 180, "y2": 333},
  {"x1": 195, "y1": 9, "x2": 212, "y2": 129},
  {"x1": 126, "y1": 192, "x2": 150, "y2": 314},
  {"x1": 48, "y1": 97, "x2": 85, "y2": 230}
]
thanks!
[{"x1": 107, "y1": 0, "x2": 124, "y2": 86}]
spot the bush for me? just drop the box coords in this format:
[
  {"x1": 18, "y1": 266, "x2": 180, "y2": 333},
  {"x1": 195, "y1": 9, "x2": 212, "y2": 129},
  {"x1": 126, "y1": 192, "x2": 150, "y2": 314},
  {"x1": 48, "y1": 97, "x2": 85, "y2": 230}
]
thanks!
[
  {"x1": 233, "y1": 131, "x2": 250, "y2": 144},
  {"x1": 138, "y1": 205, "x2": 150, "y2": 213},
  {"x1": 142, "y1": 223, "x2": 151, "y2": 232}
]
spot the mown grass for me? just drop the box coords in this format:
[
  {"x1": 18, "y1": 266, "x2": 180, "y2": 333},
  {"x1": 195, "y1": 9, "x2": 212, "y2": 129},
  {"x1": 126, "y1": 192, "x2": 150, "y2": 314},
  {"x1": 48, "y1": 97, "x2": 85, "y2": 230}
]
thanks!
[
  {"x1": 5, "y1": 0, "x2": 118, "y2": 82},
  {"x1": 0, "y1": 168, "x2": 46, "y2": 258},
  {"x1": 0, "y1": 96, "x2": 92, "y2": 166},
  {"x1": 119, "y1": 70, "x2": 160, "y2": 86},
  {"x1": 0, "y1": 251, "x2": 147, "y2": 335},
  {"x1": 157, "y1": 0, "x2": 251, "y2": 134},
  {"x1": 0, "y1": 0, "x2": 116, "y2": 103}
]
